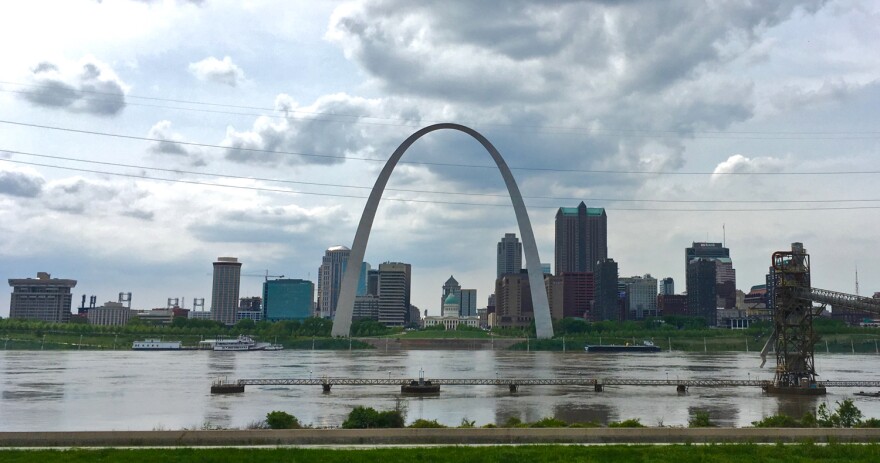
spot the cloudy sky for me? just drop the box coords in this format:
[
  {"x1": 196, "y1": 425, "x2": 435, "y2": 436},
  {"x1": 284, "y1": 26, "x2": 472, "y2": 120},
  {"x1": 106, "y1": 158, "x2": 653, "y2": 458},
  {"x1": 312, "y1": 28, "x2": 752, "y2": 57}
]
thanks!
[{"x1": 1, "y1": 0, "x2": 878, "y2": 318}]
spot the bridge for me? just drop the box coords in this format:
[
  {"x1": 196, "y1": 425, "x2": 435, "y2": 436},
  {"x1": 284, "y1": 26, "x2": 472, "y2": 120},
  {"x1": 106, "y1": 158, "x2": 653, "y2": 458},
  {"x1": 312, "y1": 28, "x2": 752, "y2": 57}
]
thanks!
[{"x1": 211, "y1": 376, "x2": 880, "y2": 394}]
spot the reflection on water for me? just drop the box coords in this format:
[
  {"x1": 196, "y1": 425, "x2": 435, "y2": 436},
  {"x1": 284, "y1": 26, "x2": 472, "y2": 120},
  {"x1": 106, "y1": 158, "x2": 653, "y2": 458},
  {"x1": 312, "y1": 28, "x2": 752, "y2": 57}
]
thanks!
[{"x1": 1, "y1": 350, "x2": 879, "y2": 431}]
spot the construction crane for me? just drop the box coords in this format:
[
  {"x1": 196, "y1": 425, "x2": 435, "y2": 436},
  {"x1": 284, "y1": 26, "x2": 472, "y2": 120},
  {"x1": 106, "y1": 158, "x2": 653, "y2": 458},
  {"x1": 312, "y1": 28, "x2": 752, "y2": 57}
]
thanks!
[
  {"x1": 241, "y1": 270, "x2": 284, "y2": 282},
  {"x1": 760, "y1": 242, "x2": 880, "y2": 395}
]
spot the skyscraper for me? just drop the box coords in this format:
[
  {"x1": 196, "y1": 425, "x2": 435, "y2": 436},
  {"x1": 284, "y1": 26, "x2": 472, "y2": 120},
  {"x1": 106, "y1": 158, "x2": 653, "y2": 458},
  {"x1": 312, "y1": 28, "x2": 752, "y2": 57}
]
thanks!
[
  {"x1": 687, "y1": 258, "x2": 718, "y2": 326},
  {"x1": 686, "y1": 242, "x2": 736, "y2": 309},
  {"x1": 593, "y1": 258, "x2": 619, "y2": 322},
  {"x1": 555, "y1": 202, "x2": 607, "y2": 274},
  {"x1": 356, "y1": 262, "x2": 371, "y2": 297},
  {"x1": 8, "y1": 272, "x2": 76, "y2": 323},
  {"x1": 211, "y1": 257, "x2": 242, "y2": 326},
  {"x1": 263, "y1": 279, "x2": 314, "y2": 321},
  {"x1": 497, "y1": 233, "x2": 523, "y2": 277},
  {"x1": 317, "y1": 245, "x2": 350, "y2": 319},
  {"x1": 378, "y1": 262, "x2": 411, "y2": 326},
  {"x1": 660, "y1": 277, "x2": 675, "y2": 295},
  {"x1": 459, "y1": 288, "x2": 478, "y2": 317}
]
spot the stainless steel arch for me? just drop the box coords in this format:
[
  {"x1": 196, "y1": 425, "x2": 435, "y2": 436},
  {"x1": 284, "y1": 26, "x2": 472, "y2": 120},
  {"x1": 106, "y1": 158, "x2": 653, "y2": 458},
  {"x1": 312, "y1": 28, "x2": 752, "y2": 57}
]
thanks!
[{"x1": 331, "y1": 123, "x2": 554, "y2": 339}]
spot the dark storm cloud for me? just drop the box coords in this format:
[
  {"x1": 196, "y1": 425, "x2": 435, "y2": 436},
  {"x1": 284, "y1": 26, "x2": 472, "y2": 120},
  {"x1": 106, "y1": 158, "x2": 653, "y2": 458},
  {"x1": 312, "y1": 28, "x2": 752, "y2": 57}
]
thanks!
[
  {"x1": 21, "y1": 58, "x2": 127, "y2": 116},
  {"x1": 0, "y1": 170, "x2": 44, "y2": 198},
  {"x1": 322, "y1": 0, "x2": 828, "y2": 198}
]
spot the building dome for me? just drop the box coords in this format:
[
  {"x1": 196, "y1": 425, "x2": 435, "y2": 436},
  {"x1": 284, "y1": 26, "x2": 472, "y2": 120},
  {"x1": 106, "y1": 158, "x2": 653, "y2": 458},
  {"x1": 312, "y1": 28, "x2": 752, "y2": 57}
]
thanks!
[
  {"x1": 444, "y1": 293, "x2": 460, "y2": 306},
  {"x1": 327, "y1": 245, "x2": 350, "y2": 252}
]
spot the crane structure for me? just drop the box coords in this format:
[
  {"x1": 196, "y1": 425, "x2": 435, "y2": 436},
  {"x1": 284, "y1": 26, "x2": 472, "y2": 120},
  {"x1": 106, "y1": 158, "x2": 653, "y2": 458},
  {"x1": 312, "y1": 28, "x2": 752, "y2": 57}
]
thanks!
[
  {"x1": 241, "y1": 270, "x2": 284, "y2": 282},
  {"x1": 761, "y1": 242, "x2": 880, "y2": 395}
]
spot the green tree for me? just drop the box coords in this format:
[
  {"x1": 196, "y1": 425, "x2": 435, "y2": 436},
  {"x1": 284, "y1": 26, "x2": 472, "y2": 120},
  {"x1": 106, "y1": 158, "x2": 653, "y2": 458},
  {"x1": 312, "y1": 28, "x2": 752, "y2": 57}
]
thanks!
[
  {"x1": 234, "y1": 318, "x2": 256, "y2": 331},
  {"x1": 608, "y1": 418, "x2": 645, "y2": 428},
  {"x1": 265, "y1": 411, "x2": 300, "y2": 429},
  {"x1": 818, "y1": 399, "x2": 863, "y2": 428}
]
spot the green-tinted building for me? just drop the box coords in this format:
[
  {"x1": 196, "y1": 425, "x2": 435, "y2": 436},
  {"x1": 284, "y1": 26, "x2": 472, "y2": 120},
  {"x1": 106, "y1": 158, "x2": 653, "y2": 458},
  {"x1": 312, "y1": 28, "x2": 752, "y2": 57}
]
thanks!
[{"x1": 262, "y1": 279, "x2": 315, "y2": 321}]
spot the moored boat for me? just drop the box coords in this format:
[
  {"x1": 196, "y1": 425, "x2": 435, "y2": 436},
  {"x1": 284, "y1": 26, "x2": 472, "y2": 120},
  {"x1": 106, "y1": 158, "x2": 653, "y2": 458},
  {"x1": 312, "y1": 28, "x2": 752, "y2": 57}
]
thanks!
[
  {"x1": 584, "y1": 340, "x2": 661, "y2": 353},
  {"x1": 132, "y1": 339, "x2": 182, "y2": 350}
]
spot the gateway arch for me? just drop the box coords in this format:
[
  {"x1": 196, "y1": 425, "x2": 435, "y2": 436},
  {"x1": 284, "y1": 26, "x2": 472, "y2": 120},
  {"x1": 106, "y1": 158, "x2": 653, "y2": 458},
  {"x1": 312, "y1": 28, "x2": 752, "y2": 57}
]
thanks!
[{"x1": 331, "y1": 123, "x2": 554, "y2": 339}]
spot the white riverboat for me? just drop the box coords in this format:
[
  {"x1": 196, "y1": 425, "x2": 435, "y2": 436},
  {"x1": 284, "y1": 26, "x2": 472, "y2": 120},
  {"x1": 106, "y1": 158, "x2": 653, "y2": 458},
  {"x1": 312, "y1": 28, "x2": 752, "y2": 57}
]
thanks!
[
  {"x1": 211, "y1": 335, "x2": 282, "y2": 351},
  {"x1": 132, "y1": 339, "x2": 182, "y2": 350}
]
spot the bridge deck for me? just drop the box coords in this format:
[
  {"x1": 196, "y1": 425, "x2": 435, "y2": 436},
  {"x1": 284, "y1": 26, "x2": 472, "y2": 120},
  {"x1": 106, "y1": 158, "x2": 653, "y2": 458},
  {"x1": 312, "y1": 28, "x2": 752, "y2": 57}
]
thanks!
[{"x1": 230, "y1": 377, "x2": 880, "y2": 388}]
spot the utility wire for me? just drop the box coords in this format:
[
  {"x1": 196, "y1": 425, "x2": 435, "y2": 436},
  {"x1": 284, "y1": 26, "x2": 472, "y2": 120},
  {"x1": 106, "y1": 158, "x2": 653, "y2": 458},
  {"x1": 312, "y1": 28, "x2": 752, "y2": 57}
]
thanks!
[
  {"x1": 3, "y1": 157, "x2": 880, "y2": 212},
  {"x1": 2, "y1": 81, "x2": 879, "y2": 139},
  {"x1": 2, "y1": 119, "x2": 879, "y2": 176},
  {"x1": 2, "y1": 148, "x2": 879, "y2": 204}
]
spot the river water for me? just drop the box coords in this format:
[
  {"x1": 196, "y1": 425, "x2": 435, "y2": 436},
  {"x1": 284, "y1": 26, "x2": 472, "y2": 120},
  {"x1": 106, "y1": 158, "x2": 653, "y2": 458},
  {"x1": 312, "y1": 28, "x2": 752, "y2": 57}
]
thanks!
[{"x1": 1, "y1": 350, "x2": 879, "y2": 431}]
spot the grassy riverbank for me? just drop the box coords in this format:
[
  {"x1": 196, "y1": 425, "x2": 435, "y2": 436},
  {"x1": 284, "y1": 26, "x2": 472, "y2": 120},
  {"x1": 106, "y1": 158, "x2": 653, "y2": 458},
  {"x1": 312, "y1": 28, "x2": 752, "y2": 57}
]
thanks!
[{"x1": 2, "y1": 444, "x2": 880, "y2": 463}]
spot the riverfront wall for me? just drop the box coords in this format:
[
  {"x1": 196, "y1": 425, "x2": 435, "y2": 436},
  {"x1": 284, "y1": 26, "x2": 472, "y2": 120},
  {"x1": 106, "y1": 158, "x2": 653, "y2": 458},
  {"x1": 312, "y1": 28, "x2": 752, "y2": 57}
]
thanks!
[
  {"x1": 3, "y1": 428, "x2": 880, "y2": 447},
  {"x1": 354, "y1": 337, "x2": 525, "y2": 350}
]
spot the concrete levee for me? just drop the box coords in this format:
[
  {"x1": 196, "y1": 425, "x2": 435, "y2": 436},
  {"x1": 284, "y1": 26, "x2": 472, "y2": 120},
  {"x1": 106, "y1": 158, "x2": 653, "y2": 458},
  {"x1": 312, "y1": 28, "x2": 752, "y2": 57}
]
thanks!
[
  {"x1": 354, "y1": 337, "x2": 525, "y2": 351},
  {"x1": 2, "y1": 428, "x2": 880, "y2": 447}
]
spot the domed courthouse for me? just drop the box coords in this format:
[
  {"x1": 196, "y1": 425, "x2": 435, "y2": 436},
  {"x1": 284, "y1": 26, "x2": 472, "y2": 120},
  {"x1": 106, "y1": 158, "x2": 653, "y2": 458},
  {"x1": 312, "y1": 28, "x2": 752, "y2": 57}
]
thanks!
[{"x1": 422, "y1": 275, "x2": 481, "y2": 330}]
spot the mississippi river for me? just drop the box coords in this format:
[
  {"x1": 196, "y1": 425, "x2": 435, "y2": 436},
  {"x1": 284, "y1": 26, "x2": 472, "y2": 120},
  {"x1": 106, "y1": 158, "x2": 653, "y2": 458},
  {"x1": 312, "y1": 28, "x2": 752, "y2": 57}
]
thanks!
[{"x1": 1, "y1": 350, "x2": 879, "y2": 430}]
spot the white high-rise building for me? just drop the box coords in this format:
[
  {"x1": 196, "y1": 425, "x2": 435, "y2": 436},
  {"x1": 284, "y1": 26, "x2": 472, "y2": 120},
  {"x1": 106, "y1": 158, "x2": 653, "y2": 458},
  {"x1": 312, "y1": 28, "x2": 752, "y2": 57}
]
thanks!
[
  {"x1": 619, "y1": 274, "x2": 658, "y2": 319},
  {"x1": 497, "y1": 233, "x2": 523, "y2": 278},
  {"x1": 378, "y1": 262, "x2": 411, "y2": 326},
  {"x1": 317, "y1": 245, "x2": 351, "y2": 319},
  {"x1": 211, "y1": 257, "x2": 242, "y2": 326}
]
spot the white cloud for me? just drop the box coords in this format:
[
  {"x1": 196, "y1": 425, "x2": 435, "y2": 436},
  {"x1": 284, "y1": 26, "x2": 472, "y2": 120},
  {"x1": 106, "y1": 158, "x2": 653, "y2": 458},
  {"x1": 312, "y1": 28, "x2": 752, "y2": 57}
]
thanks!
[
  {"x1": 147, "y1": 120, "x2": 207, "y2": 166},
  {"x1": 188, "y1": 56, "x2": 246, "y2": 87},
  {"x1": 20, "y1": 56, "x2": 128, "y2": 115}
]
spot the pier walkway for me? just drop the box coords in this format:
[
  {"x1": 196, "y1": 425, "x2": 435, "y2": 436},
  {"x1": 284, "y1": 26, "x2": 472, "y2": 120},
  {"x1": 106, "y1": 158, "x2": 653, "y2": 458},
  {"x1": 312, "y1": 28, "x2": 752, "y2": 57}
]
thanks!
[{"x1": 212, "y1": 377, "x2": 880, "y2": 393}]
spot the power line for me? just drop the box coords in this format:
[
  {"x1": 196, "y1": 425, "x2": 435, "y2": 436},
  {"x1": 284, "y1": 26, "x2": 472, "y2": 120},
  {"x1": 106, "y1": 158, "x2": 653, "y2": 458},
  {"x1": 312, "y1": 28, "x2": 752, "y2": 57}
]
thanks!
[
  {"x1": 3, "y1": 119, "x2": 880, "y2": 176},
  {"x1": 3, "y1": 81, "x2": 880, "y2": 139},
  {"x1": 3, "y1": 157, "x2": 880, "y2": 212},
  {"x1": 3, "y1": 147, "x2": 879, "y2": 204}
]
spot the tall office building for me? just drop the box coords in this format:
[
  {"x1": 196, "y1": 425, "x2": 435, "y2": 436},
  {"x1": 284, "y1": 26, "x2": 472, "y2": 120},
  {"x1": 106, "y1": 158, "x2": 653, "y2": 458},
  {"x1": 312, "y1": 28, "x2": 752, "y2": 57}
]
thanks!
[
  {"x1": 660, "y1": 277, "x2": 675, "y2": 295},
  {"x1": 497, "y1": 233, "x2": 523, "y2": 277},
  {"x1": 545, "y1": 272, "x2": 594, "y2": 320},
  {"x1": 494, "y1": 271, "x2": 533, "y2": 329},
  {"x1": 555, "y1": 202, "x2": 607, "y2": 274},
  {"x1": 687, "y1": 258, "x2": 718, "y2": 325},
  {"x1": 686, "y1": 242, "x2": 736, "y2": 309},
  {"x1": 8, "y1": 272, "x2": 76, "y2": 323},
  {"x1": 317, "y1": 245, "x2": 350, "y2": 319},
  {"x1": 263, "y1": 279, "x2": 314, "y2": 321},
  {"x1": 356, "y1": 262, "x2": 371, "y2": 297},
  {"x1": 211, "y1": 257, "x2": 242, "y2": 326},
  {"x1": 593, "y1": 258, "x2": 619, "y2": 322},
  {"x1": 378, "y1": 262, "x2": 411, "y2": 326},
  {"x1": 619, "y1": 274, "x2": 658, "y2": 319},
  {"x1": 459, "y1": 288, "x2": 478, "y2": 317},
  {"x1": 367, "y1": 269, "x2": 380, "y2": 296}
]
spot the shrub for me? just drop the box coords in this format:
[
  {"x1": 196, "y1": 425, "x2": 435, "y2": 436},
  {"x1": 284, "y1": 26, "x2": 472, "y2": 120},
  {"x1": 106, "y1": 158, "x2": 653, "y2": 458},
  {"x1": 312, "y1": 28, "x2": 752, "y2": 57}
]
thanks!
[
  {"x1": 858, "y1": 418, "x2": 880, "y2": 428},
  {"x1": 502, "y1": 416, "x2": 523, "y2": 428},
  {"x1": 608, "y1": 418, "x2": 645, "y2": 428},
  {"x1": 751, "y1": 414, "x2": 801, "y2": 428},
  {"x1": 265, "y1": 411, "x2": 300, "y2": 429},
  {"x1": 459, "y1": 418, "x2": 476, "y2": 428},
  {"x1": 342, "y1": 406, "x2": 405, "y2": 429},
  {"x1": 409, "y1": 419, "x2": 446, "y2": 428},
  {"x1": 530, "y1": 417, "x2": 568, "y2": 428},
  {"x1": 568, "y1": 422, "x2": 602, "y2": 428},
  {"x1": 688, "y1": 410, "x2": 715, "y2": 428}
]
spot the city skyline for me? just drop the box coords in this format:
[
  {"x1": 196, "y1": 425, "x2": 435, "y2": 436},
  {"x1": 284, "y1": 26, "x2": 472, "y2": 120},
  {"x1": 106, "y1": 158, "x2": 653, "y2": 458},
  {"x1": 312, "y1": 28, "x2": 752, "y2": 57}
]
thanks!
[{"x1": 1, "y1": 1, "x2": 879, "y2": 318}]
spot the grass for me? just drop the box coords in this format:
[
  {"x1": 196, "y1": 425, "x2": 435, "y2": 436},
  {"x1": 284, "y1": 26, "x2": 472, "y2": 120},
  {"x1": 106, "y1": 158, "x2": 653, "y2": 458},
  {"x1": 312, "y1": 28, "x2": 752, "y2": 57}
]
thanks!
[{"x1": 2, "y1": 444, "x2": 880, "y2": 462}]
